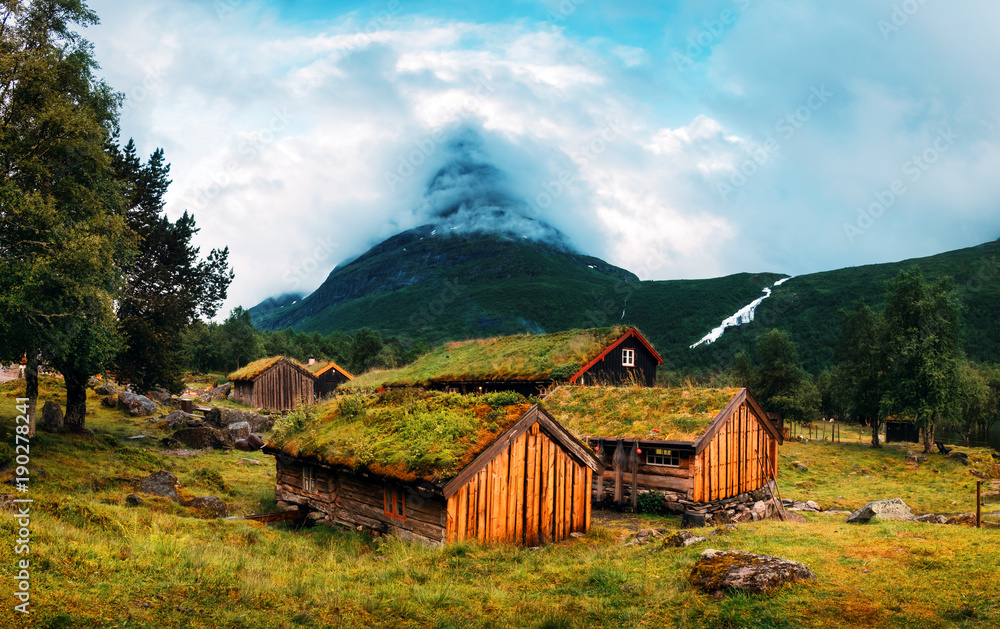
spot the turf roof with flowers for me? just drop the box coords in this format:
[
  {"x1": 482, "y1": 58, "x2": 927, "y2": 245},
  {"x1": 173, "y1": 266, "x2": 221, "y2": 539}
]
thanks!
[
  {"x1": 543, "y1": 385, "x2": 741, "y2": 442},
  {"x1": 228, "y1": 356, "x2": 313, "y2": 381},
  {"x1": 345, "y1": 326, "x2": 635, "y2": 389},
  {"x1": 267, "y1": 389, "x2": 532, "y2": 483}
]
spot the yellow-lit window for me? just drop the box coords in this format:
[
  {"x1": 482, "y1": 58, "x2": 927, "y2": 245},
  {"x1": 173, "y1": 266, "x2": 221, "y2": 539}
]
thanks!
[{"x1": 647, "y1": 448, "x2": 679, "y2": 467}]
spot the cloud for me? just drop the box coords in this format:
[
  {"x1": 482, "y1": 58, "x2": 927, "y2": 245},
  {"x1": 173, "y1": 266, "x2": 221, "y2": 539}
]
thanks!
[{"x1": 82, "y1": 0, "x2": 1000, "y2": 318}]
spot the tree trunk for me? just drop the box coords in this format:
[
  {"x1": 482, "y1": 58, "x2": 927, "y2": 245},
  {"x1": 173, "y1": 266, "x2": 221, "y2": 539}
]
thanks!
[
  {"x1": 870, "y1": 416, "x2": 881, "y2": 448},
  {"x1": 922, "y1": 414, "x2": 935, "y2": 453},
  {"x1": 63, "y1": 372, "x2": 88, "y2": 431},
  {"x1": 25, "y1": 352, "x2": 38, "y2": 437}
]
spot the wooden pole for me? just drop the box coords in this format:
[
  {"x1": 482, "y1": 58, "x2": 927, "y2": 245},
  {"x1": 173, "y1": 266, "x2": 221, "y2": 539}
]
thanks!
[
  {"x1": 977, "y1": 481, "x2": 982, "y2": 529},
  {"x1": 593, "y1": 439, "x2": 604, "y2": 504},
  {"x1": 629, "y1": 441, "x2": 640, "y2": 511},
  {"x1": 612, "y1": 439, "x2": 625, "y2": 505}
]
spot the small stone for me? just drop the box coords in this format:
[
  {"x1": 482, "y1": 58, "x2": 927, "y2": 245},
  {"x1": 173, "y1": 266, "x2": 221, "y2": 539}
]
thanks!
[
  {"x1": 125, "y1": 494, "x2": 143, "y2": 507},
  {"x1": 805, "y1": 501, "x2": 821, "y2": 511},
  {"x1": 945, "y1": 513, "x2": 977, "y2": 527},
  {"x1": 137, "y1": 471, "x2": 181, "y2": 502},
  {"x1": 569, "y1": 532, "x2": 584, "y2": 538},
  {"x1": 792, "y1": 461, "x2": 809, "y2": 472},
  {"x1": 183, "y1": 496, "x2": 228, "y2": 518},
  {"x1": 916, "y1": 514, "x2": 947, "y2": 524},
  {"x1": 40, "y1": 400, "x2": 64, "y2": 433},
  {"x1": 664, "y1": 531, "x2": 706, "y2": 548}
]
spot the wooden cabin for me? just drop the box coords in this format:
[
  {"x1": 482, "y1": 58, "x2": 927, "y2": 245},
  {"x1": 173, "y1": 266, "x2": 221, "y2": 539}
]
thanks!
[
  {"x1": 228, "y1": 356, "x2": 316, "y2": 411},
  {"x1": 310, "y1": 360, "x2": 354, "y2": 397},
  {"x1": 262, "y1": 391, "x2": 602, "y2": 545},
  {"x1": 544, "y1": 386, "x2": 781, "y2": 514},
  {"x1": 344, "y1": 326, "x2": 663, "y2": 396}
]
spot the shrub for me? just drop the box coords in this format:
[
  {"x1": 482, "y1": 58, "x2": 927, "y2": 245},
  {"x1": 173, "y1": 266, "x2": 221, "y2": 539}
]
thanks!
[{"x1": 637, "y1": 491, "x2": 666, "y2": 515}]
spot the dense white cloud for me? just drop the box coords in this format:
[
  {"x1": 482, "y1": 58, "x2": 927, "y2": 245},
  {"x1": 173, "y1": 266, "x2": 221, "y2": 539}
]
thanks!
[{"x1": 84, "y1": 0, "x2": 1000, "y2": 317}]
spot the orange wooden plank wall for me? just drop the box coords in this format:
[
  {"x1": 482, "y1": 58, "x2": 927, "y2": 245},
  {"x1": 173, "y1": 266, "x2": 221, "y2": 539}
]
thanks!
[
  {"x1": 445, "y1": 423, "x2": 592, "y2": 545},
  {"x1": 692, "y1": 401, "x2": 778, "y2": 503}
]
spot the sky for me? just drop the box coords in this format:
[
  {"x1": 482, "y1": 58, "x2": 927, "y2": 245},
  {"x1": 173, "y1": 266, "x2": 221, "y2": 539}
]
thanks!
[{"x1": 84, "y1": 0, "x2": 1000, "y2": 316}]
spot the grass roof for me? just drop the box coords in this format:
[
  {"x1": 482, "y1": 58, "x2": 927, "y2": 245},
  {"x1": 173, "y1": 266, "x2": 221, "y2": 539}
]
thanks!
[
  {"x1": 344, "y1": 326, "x2": 633, "y2": 389},
  {"x1": 228, "y1": 356, "x2": 311, "y2": 381},
  {"x1": 267, "y1": 389, "x2": 532, "y2": 483},
  {"x1": 543, "y1": 385, "x2": 741, "y2": 442}
]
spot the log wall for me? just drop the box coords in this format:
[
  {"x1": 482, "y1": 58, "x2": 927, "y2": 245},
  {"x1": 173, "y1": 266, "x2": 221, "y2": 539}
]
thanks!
[
  {"x1": 233, "y1": 360, "x2": 315, "y2": 411},
  {"x1": 445, "y1": 422, "x2": 592, "y2": 545},
  {"x1": 692, "y1": 400, "x2": 778, "y2": 503},
  {"x1": 275, "y1": 458, "x2": 448, "y2": 545}
]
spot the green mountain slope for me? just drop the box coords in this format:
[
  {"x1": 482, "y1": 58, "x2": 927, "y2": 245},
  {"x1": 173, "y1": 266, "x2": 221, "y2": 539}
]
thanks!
[
  {"x1": 251, "y1": 225, "x2": 783, "y2": 364},
  {"x1": 252, "y1": 225, "x2": 999, "y2": 374},
  {"x1": 690, "y1": 239, "x2": 1000, "y2": 372}
]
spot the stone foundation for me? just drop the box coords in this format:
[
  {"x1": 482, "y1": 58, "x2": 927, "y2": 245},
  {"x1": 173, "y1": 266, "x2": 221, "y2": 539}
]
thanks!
[{"x1": 596, "y1": 480, "x2": 779, "y2": 525}]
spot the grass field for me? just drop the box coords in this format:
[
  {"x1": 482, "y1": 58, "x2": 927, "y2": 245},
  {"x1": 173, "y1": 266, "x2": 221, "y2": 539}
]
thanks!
[{"x1": 1, "y1": 382, "x2": 999, "y2": 628}]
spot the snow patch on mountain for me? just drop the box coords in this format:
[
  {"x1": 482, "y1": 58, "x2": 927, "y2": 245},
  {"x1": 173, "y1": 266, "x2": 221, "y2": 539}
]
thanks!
[{"x1": 690, "y1": 278, "x2": 793, "y2": 348}]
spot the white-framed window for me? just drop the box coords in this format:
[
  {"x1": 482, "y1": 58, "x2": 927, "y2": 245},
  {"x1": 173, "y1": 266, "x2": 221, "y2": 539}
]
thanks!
[
  {"x1": 303, "y1": 465, "x2": 316, "y2": 492},
  {"x1": 646, "y1": 448, "x2": 680, "y2": 467},
  {"x1": 622, "y1": 348, "x2": 635, "y2": 367}
]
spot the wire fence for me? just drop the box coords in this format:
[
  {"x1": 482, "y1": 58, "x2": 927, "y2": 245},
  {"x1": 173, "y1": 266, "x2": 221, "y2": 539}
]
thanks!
[{"x1": 978, "y1": 480, "x2": 1000, "y2": 528}]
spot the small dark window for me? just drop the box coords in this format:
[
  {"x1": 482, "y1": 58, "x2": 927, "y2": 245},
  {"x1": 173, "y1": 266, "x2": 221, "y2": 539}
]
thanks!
[
  {"x1": 384, "y1": 486, "x2": 406, "y2": 520},
  {"x1": 647, "y1": 448, "x2": 679, "y2": 467},
  {"x1": 622, "y1": 348, "x2": 635, "y2": 367}
]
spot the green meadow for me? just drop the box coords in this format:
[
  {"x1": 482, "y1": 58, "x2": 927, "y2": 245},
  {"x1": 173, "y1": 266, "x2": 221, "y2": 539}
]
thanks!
[{"x1": 1, "y1": 380, "x2": 998, "y2": 629}]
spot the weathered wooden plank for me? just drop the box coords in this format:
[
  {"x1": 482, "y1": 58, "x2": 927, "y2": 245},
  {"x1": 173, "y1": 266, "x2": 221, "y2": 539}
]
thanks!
[
  {"x1": 524, "y1": 428, "x2": 538, "y2": 546},
  {"x1": 476, "y1": 469, "x2": 488, "y2": 543},
  {"x1": 634, "y1": 464, "x2": 691, "y2": 478},
  {"x1": 539, "y1": 434, "x2": 554, "y2": 544},
  {"x1": 513, "y1": 431, "x2": 526, "y2": 544},
  {"x1": 574, "y1": 461, "x2": 586, "y2": 532},
  {"x1": 584, "y1": 467, "x2": 592, "y2": 532},
  {"x1": 446, "y1": 494, "x2": 458, "y2": 544}
]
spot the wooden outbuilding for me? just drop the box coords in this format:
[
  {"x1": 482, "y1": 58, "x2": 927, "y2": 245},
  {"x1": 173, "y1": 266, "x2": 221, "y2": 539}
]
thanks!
[
  {"x1": 263, "y1": 390, "x2": 602, "y2": 545},
  {"x1": 344, "y1": 326, "x2": 663, "y2": 396},
  {"x1": 310, "y1": 360, "x2": 354, "y2": 397},
  {"x1": 544, "y1": 386, "x2": 782, "y2": 513},
  {"x1": 228, "y1": 356, "x2": 316, "y2": 411}
]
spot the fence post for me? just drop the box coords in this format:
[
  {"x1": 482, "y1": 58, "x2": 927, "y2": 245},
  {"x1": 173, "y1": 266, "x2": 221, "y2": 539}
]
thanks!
[{"x1": 977, "y1": 481, "x2": 982, "y2": 529}]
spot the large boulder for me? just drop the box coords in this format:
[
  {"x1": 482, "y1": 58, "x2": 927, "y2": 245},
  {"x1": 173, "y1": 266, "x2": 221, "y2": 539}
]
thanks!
[
  {"x1": 204, "y1": 407, "x2": 273, "y2": 433},
  {"x1": 118, "y1": 391, "x2": 158, "y2": 416},
  {"x1": 166, "y1": 427, "x2": 231, "y2": 450},
  {"x1": 137, "y1": 471, "x2": 181, "y2": 501},
  {"x1": 184, "y1": 496, "x2": 227, "y2": 518},
  {"x1": 199, "y1": 383, "x2": 231, "y2": 402},
  {"x1": 846, "y1": 498, "x2": 916, "y2": 524},
  {"x1": 162, "y1": 410, "x2": 197, "y2": 429},
  {"x1": 226, "y1": 421, "x2": 251, "y2": 441},
  {"x1": 145, "y1": 388, "x2": 171, "y2": 405},
  {"x1": 94, "y1": 382, "x2": 117, "y2": 396},
  {"x1": 39, "y1": 401, "x2": 64, "y2": 433},
  {"x1": 690, "y1": 549, "x2": 816, "y2": 595}
]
